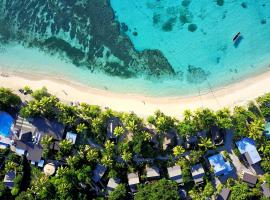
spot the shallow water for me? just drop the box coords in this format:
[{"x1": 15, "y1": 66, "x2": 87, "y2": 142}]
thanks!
[{"x1": 0, "y1": 0, "x2": 270, "y2": 97}]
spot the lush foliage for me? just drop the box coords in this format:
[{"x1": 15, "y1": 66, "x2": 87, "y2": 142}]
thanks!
[
  {"x1": 134, "y1": 179, "x2": 179, "y2": 200},
  {"x1": 0, "y1": 87, "x2": 21, "y2": 110}
]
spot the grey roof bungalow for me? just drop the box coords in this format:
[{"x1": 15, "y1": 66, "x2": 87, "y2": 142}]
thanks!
[
  {"x1": 167, "y1": 165, "x2": 183, "y2": 184},
  {"x1": 3, "y1": 171, "x2": 16, "y2": 189},
  {"x1": 128, "y1": 172, "x2": 140, "y2": 193},
  {"x1": 191, "y1": 163, "x2": 205, "y2": 184},
  {"x1": 242, "y1": 172, "x2": 258, "y2": 187},
  {"x1": 261, "y1": 182, "x2": 270, "y2": 198},
  {"x1": 146, "y1": 166, "x2": 160, "y2": 180},
  {"x1": 92, "y1": 164, "x2": 107, "y2": 183},
  {"x1": 107, "y1": 178, "x2": 120, "y2": 194}
]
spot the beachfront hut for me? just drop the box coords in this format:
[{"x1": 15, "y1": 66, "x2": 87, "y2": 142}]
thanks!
[
  {"x1": 210, "y1": 126, "x2": 224, "y2": 146},
  {"x1": 128, "y1": 172, "x2": 140, "y2": 193},
  {"x1": 3, "y1": 171, "x2": 15, "y2": 189},
  {"x1": 65, "y1": 132, "x2": 77, "y2": 144},
  {"x1": 92, "y1": 164, "x2": 107, "y2": 183},
  {"x1": 106, "y1": 117, "x2": 122, "y2": 140},
  {"x1": 242, "y1": 172, "x2": 257, "y2": 187},
  {"x1": 217, "y1": 188, "x2": 231, "y2": 200},
  {"x1": 261, "y1": 182, "x2": 270, "y2": 198},
  {"x1": 163, "y1": 130, "x2": 176, "y2": 151},
  {"x1": 208, "y1": 153, "x2": 233, "y2": 176},
  {"x1": 185, "y1": 135, "x2": 198, "y2": 149},
  {"x1": 13, "y1": 117, "x2": 65, "y2": 164},
  {"x1": 191, "y1": 163, "x2": 205, "y2": 184},
  {"x1": 106, "y1": 178, "x2": 120, "y2": 194},
  {"x1": 236, "y1": 138, "x2": 261, "y2": 165},
  {"x1": 146, "y1": 166, "x2": 160, "y2": 180},
  {"x1": 167, "y1": 165, "x2": 183, "y2": 184}
]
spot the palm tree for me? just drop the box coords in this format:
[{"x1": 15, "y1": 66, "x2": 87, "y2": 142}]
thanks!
[
  {"x1": 41, "y1": 135, "x2": 54, "y2": 147},
  {"x1": 248, "y1": 119, "x2": 265, "y2": 141},
  {"x1": 86, "y1": 148, "x2": 99, "y2": 163},
  {"x1": 76, "y1": 123, "x2": 87, "y2": 134},
  {"x1": 183, "y1": 109, "x2": 193, "y2": 121},
  {"x1": 126, "y1": 120, "x2": 137, "y2": 132},
  {"x1": 121, "y1": 151, "x2": 132, "y2": 162},
  {"x1": 198, "y1": 138, "x2": 213, "y2": 150},
  {"x1": 113, "y1": 126, "x2": 125, "y2": 137},
  {"x1": 216, "y1": 108, "x2": 232, "y2": 129},
  {"x1": 173, "y1": 146, "x2": 185, "y2": 157},
  {"x1": 59, "y1": 139, "x2": 73, "y2": 155},
  {"x1": 101, "y1": 154, "x2": 113, "y2": 167},
  {"x1": 5, "y1": 161, "x2": 17, "y2": 172},
  {"x1": 105, "y1": 140, "x2": 115, "y2": 151}
]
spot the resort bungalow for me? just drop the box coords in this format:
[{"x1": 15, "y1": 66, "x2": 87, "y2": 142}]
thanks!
[
  {"x1": 236, "y1": 137, "x2": 261, "y2": 165},
  {"x1": 162, "y1": 130, "x2": 176, "y2": 151},
  {"x1": 191, "y1": 163, "x2": 205, "y2": 184},
  {"x1": 210, "y1": 126, "x2": 224, "y2": 146},
  {"x1": 242, "y1": 172, "x2": 258, "y2": 187},
  {"x1": 185, "y1": 135, "x2": 198, "y2": 149},
  {"x1": 13, "y1": 117, "x2": 64, "y2": 164},
  {"x1": 217, "y1": 188, "x2": 231, "y2": 200},
  {"x1": 208, "y1": 153, "x2": 233, "y2": 176},
  {"x1": 146, "y1": 166, "x2": 160, "y2": 180},
  {"x1": 261, "y1": 182, "x2": 270, "y2": 198},
  {"x1": 92, "y1": 164, "x2": 107, "y2": 183},
  {"x1": 65, "y1": 132, "x2": 77, "y2": 144},
  {"x1": 106, "y1": 178, "x2": 120, "y2": 194},
  {"x1": 167, "y1": 165, "x2": 183, "y2": 184},
  {"x1": 3, "y1": 171, "x2": 16, "y2": 189},
  {"x1": 107, "y1": 117, "x2": 122, "y2": 140},
  {"x1": 128, "y1": 172, "x2": 140, "y2": 193}
]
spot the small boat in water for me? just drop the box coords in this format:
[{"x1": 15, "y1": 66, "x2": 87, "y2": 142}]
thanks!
[{"x1": 233, "y1": 32, "x2": 241, "y2": 42}]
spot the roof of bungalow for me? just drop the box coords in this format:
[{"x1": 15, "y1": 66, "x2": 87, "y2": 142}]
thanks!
[
  {"x1": 107, "y1": 118, "x2": 121, "y2": 139},
  {"x1": 167, "y1": 165, "x2": 183, "y2": 184},
  {"x1": 3, "y1": 171, "x2": 15, "y2": 189},
  {"x1": 128, "y1": 172, "x2": 140, "y2": 186},
  {"x1": 15, "y1": 140, "x2": 43, "y2": 163},
  {"x1": 261, "y1": 182, "x2": 270, "y2": 197},
  {"x1": 146, "y1": 166, "x2": 160, "y2": 179},
  {"x1": 107, "y1": 178, "x2": 120, "y2": 194},
  {"x1": 236, "y1": 137, "x2": 261, "y2": 165},
  {"x1": 163, "y1": 131, "x2": 176, "y2": 150},
  {"x1": 191, "y1": 163, "x2": 205, "y2": 184},
  {"x1": 31, "y1": 117, "x2": 64, "y2": 141},
  {"x1": 208, "y1": 154, "x2": 233, "y2": 176},
  {"x1": 242, "y1": 172, "x2": 258, "y2": 187},
  {"x1": 66, "y1": 132, "x2": 77, "y2": 144},
  {"x1": 217, "y1": 188, "x2": 231, "y2": 200},
  {"x1": 92, "y1": 164, "x2": 107, "y2": 183}
]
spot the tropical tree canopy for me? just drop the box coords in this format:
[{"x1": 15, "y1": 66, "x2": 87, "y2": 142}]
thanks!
[
  {"x1": 134, "y1": 179, "x2": 179, "y2": 200},
  {"x1": 0, "y1": 87, "x2": 21, "y2": 110}
]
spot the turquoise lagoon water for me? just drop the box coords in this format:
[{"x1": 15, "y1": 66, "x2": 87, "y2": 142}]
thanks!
[{"x1": 1, "y1": 0, "x2": 270, "y2": 97}]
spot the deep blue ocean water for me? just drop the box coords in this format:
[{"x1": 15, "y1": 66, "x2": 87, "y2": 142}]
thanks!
[{"x1": 0, "y1": 0, "x2": 270, "y2": 97}]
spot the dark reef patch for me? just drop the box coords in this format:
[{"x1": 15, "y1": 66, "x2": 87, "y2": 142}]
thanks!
[
  {"x1": 162, "y1": 18, "x2": 176, "y2": 32},
  {"x1": 182, "y1": 0, "x2": 191, "y2": 7},
  {"x1": 0, "y1": 0, "x2": 175, "y2": 79},
  {"x1": 153, "y1": 13, "x2": 161, "y2": 25},
  {"x1": 186, "y1": 65, "x2": 210, "y2": 84},
  {"x1": 261, "y1": 19, "x2": 267, "y2": 24},
  {"x1": 241, "y1": 2, "x2": 247, "y2": 9},
  {"x1": 216, "y1": 0, "x2": 224, "y2": 6},
  {"x1": 188, "y1": 24, "x2": 197, "y2": 32}
]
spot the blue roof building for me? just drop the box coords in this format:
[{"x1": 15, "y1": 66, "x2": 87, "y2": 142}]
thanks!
[
  {"x1": 236, "y1": 138, "x2": 261, "y2": 165},
  {"x1": 208, "y1": 153, "x2": 233, "y2": 176}
]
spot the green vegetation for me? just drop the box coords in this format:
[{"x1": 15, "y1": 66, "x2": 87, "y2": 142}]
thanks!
[
  {"x1": 1, "y1": 87, "x2": 270, "y2": 199},
  {"x1": 0, "y1": 87, "x2": 21, "y2": 110},
  {"x1": 134, "y1": 179, "x2": 179, "y2": 200}
]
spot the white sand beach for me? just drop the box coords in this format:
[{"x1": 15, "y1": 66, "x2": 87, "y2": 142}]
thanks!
[{"x1": 1, "y1": 68, "x2": 270, "y2": 119}]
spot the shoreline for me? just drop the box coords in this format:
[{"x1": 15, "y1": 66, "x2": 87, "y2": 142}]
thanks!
[{"x1": 1, "y1": 69, "x2": 270, "y2": 119}]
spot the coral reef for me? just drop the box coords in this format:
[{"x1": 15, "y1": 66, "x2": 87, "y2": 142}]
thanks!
[{"x1": 0, "y1": 0, "x2": 175, "y2": 79}]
